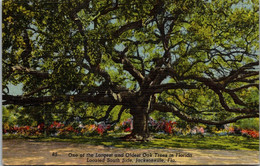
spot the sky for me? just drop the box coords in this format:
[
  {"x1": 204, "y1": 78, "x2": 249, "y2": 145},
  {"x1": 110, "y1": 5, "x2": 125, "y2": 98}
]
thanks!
[{"x1": 7, "y1": 83, "x2": 23, "y2": 96}]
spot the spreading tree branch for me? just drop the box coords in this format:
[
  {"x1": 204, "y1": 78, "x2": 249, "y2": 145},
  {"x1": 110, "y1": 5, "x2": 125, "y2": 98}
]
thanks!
[
  {"x1": 113, "y1": 48, "x2": 145, "y2": 84},
  {"x1": 84, "y1": 105, "x2": 116, "y2": 122},
  {"x1": 11, "y1": 65, "x2": 49, "y2": 79},
  {"x1": 3, "y1": 94, "x2": 116, "y2": 106},
  {"x1": 153, "y1": 103, "x2": 258, "y2": 125},
  {"x1": 113, "y1": 20, "x2": 143, "y2": 38}
]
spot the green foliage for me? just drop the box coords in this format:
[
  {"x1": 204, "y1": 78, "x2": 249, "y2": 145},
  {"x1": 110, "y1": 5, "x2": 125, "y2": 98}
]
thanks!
[
  {"x1": 2, "y1": 106, "x2": 18, "y2": 125},
  {"x1": 150, "y1": 111, "x2": 174, "y2": 121},
  {"x1": 3, "y1": 106, "x2": 45, "y2": 126},
  {"x1": 235, "y1": 118, "x2": 259, "y2": 131},
  {"x1": 2, "y1": 0, "x2": 259, "y2": 129}
]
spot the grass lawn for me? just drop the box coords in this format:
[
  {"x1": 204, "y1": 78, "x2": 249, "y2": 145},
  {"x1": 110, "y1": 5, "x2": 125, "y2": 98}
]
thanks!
[{"x1": 3, "y1": 133, "x2": 259, "y2": 151}]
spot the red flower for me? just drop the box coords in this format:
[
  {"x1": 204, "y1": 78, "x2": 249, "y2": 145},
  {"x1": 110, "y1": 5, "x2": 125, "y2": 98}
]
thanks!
[
  {"x1": 164, "y1": 122, "x2": 173, "y2": 134},
  {"x1": 124, "y1": 127, "x2": 131, "y2": 132},
  {"x1": 241, "y1": 129, "x2": 247, "y2": 134},
  {"x1": 241, "y1": 129, "x2": 259, "y2": 138},
  {"x1": 67, "y1": 126, "x2": 74, "y2": 131},
  {"x1": 248, "y1": 130, "x2": 259, "y2": 138},
  {"x1": 97, "y1": 127, "x2": 104, "y2": 135}
]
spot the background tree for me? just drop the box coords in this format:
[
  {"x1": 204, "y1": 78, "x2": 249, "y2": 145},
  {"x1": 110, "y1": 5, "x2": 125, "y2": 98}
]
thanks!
[{"x1": 3, "y1": 0, "x2": 259, "y2": 140}]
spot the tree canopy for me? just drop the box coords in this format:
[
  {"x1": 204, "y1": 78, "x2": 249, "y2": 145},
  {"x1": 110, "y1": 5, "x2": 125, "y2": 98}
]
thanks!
[{"x1": 2, "y1": 0, "x2": 259, "y2": 139}]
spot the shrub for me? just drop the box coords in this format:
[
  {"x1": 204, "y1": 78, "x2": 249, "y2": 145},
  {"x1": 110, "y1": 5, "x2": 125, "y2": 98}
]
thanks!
[{"x1": 236, "y1": 118, "x2": 259, "y2": 131}]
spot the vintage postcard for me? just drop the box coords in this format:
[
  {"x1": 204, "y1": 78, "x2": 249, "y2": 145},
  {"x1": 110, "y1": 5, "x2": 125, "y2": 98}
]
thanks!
[{"x1": 2, "y1": 0, "x2": 259, "y2": 165}]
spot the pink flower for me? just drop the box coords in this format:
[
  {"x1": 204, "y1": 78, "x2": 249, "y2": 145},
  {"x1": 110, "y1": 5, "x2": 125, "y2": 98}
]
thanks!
[
  {"x1": 198, "y1": 127, "x2": 204, "y2": 134},
  {"x1": 38, "y1": 123, "x2": 44, "y2": 130}
]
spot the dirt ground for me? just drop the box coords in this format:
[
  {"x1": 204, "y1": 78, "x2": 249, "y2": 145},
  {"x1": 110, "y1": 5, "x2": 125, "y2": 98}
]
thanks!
[{"x1": 2, "y1": 139, "x2": 259, "y2": 165}]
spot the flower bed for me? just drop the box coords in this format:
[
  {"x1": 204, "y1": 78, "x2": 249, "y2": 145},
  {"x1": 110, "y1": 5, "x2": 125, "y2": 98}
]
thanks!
[{"x1": 2, "y1": 119, "x2": 259, "y2": 139}]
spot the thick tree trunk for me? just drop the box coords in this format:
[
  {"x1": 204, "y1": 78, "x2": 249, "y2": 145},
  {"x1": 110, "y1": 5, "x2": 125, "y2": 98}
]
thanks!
[
  {"x1": 121, "y1": 95, "x2": 154, "y2": 141},
  {"x1": 131, "y1": 110, "x2": 149, "y2": 140}
]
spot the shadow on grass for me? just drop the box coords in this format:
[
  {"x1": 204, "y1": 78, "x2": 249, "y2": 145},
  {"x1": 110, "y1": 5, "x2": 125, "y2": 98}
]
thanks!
[{"x1": 3, "y1": 133, "x2": 259, "y2": 151}]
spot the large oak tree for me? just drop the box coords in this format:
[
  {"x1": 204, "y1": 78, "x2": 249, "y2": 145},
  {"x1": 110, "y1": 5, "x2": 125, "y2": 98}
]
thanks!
[{"x1": 3, "y1": 0, "x2": 259, "y2": 140}]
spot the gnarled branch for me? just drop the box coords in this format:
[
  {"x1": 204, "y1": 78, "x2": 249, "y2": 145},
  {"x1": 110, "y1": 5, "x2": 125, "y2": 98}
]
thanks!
[
  {"x1": 153, "y1": 103, "x2": 258, "y2": 125},
  {"x1": 3, "y1": 94, "x2": 116, "y2": 106}
]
